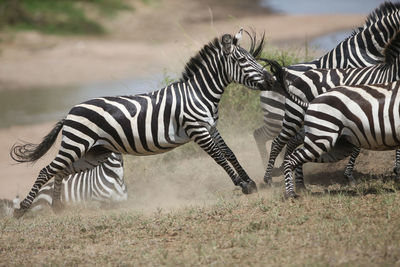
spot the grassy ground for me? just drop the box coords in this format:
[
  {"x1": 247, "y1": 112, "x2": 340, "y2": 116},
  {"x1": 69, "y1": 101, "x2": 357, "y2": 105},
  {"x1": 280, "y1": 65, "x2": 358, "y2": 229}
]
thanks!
[
  {"x1": 2, "y1": 33, "x2": 398, "y2": 265},
  {"x1": 1, "y1": 179, "x2": 400, "y2": 266},
  {"x1": 2, "y1": 128, "x2": 400, "y2": 265}
]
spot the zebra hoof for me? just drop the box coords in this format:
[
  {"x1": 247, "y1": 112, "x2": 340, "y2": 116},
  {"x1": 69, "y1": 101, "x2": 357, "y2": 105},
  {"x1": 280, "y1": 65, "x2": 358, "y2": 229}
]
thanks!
[
  {"x1": 284, "y1": 191, "x2": 300, "y2": 199},
  {"x1": 345, "y1": 174, "x2": 356, "y2": 186},
  {"x1": 393, "y1": 166, "x2": 400, "y2": 181},
  {"x1": 393, "y1": 166, "x2": 400, "y2": 175},
  {"x1": 241, "y1": 181, "x2": 258, "y2": 194},
  {"x1": 263, "y1": 175, "x2": 272, "y2": 186}
]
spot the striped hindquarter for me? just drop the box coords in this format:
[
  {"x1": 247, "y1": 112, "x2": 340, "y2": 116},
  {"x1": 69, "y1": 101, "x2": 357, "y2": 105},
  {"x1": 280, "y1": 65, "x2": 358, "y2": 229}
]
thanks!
[
  {"x1": 256, "y1": 2, "x2": 400, "y2": 176},
  {"x1": 264, "y1": 21, "x2": 400, "y2": 187},
  {"x1": 263, "y1": 26, "x2": 400, "y2": 187},
  {"x1": 1, "y1": 153, "x2": 126, "y2": 215},
  {"x1": 283, "y1": 82, "x2": 400, "y2": 197}
]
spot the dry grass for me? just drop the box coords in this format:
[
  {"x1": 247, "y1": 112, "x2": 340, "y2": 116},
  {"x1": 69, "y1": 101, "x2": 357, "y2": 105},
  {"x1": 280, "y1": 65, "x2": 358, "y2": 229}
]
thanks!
[{"x1": 1, "y1": 132, "x2": 400, "y2": 266}]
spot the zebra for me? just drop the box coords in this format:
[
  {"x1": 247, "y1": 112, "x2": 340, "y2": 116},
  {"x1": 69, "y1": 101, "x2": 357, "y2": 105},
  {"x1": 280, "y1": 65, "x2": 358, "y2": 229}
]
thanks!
[
  {"x1": 0, "y1": 152, "x2": 127, "y2": 216},
  {"x1": 254, "y1": 1, "x2": 400, "y2": 169},
  {"x1": 263, "y1": 29, "x2": 400, "y2": 189},
  {"x1": 10, "y1": 29, "x2": 274, "y2": 218},
  {"x1": 282, "y1": 81, "x2": 400, "y2": 198}
]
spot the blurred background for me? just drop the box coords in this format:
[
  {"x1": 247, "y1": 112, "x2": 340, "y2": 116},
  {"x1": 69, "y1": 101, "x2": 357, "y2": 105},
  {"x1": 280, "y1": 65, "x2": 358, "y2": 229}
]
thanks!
[
  {"x1": 0, "y1": 0, "x2": 386, "y2": 127},
  {"x1": 0, "y1": 0, "x2": 389, "y2": 202}
]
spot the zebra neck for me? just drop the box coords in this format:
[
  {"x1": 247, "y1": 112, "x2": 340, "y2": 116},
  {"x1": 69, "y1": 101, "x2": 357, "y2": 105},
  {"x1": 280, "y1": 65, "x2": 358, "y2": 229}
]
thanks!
[{"x1": 185, "y1": 70, "x2": 229, "y2": 105}]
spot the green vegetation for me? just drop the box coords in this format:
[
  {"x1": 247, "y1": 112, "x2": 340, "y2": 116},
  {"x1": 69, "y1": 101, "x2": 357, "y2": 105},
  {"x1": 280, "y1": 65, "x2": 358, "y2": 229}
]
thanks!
[{"x1": 0, "y1": 0, "x2": 131, "y2": 35}]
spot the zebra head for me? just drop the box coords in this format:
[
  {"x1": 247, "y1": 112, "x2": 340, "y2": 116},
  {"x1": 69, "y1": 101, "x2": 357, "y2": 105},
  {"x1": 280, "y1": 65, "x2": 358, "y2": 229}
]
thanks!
[{"x1": 222, "y1": 29, "x2": 273, "y2": 91}]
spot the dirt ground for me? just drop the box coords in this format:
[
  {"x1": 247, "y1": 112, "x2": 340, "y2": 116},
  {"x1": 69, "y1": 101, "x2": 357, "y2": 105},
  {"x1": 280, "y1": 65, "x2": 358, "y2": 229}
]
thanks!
[{"x1": 0, "y1": 0, "x2": 372, "y2": 201}]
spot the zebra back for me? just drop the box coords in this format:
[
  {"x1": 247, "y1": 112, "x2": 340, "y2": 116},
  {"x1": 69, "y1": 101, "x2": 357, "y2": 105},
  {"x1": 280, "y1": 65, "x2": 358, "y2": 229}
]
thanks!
[{"x1": 289, "y1": 1, "x2": 400, "y2": 73}]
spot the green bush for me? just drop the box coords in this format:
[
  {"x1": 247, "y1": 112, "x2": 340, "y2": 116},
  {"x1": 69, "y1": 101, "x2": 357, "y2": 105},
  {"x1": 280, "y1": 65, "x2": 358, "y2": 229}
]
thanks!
[{"x1": 0, "y1": 0, "x2": 131, "y2": 35}]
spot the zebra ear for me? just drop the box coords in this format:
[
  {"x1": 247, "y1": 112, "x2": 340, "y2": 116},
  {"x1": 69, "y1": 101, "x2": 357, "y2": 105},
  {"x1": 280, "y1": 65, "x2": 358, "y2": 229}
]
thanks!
[
  {"x1": 222, "y1": 34, "x2": 233, "y2": 54},
  {"x1": 233, "y1": 28, "x2": 243, "y2": 45}
]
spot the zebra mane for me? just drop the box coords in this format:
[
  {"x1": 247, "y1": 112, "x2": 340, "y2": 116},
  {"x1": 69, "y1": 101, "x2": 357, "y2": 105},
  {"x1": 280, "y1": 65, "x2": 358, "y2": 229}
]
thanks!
[
  {"x1": 180, "y1": 38, "x2": 221, "y2": 82},
  {"x1": 180, "y1": 32, "x2": 265, "y2": 82},
  {"x1": 264, "y1": 59, "x2": 309, "y2": 109},
  {"x1": 342, "y1": 2, "x2": 400, "y2": 43},
  {"x1": 383, "y1": 30, "x2": 400, "y2": 64},
  {"x1": 364, "y1": 1, "x2": 400, "y2": 27}
]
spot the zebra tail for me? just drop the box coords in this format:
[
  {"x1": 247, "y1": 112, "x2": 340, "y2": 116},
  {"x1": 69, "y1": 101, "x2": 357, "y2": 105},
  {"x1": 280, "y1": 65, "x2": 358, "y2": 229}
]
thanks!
[
  {"x1": 263, "y1": 58, "x2": 309, "y2": 109},
  {"x1": 10, "y1": 119, "x2": 65, "y2": 163}
]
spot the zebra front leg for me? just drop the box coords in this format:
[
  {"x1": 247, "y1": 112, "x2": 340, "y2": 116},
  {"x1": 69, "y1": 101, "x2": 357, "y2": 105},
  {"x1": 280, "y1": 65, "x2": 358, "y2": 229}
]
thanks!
[
  {"x1": 285, "y1": 130, "x2": 307, "y2": 191},
  {"x1": 211, "y1": 128, "x2": 257, "y2": 192},
  {"x1": 393, "y1": 149, "x2": 400, "y2": 182},
  {"x1": 13, "y1": 166, "x2": 54, "y2": 218},
  {"x1": 343, "y1": 147, "x2": 360, "y2": 186},
  {"x1": 263, "y1": 136, "x2": 287, "y2": 185},
  {"x1": 190, "y1": 128, "x2": 253, "y2": 194},
  {"x1": 284, "y1": 146, "x2": 318, "y2": 198}
]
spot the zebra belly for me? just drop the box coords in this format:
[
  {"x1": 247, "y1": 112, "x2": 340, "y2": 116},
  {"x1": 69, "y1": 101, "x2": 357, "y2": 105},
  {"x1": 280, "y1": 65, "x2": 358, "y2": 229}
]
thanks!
[
  {"x1": 125, "y1": 125, "x2": 190, "y2": 155},
  {"x1": 341, "y1": 126, "x2": 400, "y2": 150}
]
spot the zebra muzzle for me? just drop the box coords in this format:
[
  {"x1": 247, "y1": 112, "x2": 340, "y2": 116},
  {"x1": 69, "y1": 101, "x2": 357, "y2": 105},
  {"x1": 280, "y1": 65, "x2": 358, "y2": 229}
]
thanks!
[{"x1": 259, "y1": 70, "x2": 274, "y2": 91}]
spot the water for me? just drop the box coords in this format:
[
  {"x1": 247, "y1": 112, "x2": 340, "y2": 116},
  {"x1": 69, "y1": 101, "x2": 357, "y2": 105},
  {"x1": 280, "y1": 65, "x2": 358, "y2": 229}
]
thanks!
[
  {"x1": 309, "y1": 30, "x2": 353, "y2": 51},
  {"x1": 260, "y1": 0, "x2": 387, "y2": 51},
  {"x1": 1, "y1": 1, "x2": 391, "y2": 127},
  {"x1": 261, "y1": 0, "x2": 387, "y2": 15},
  {"x1": 0, "y1": 75, "x2": 166, "y2": 128}
]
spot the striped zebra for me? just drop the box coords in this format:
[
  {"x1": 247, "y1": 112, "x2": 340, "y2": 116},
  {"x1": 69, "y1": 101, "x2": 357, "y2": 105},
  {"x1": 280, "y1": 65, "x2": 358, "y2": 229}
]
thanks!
[
  {"x1": 254, "y1": 1, "x2": 400, "y2": 169},
  {"x1": 263, "y1": 29, "x2": 400, "y2": 189},
  {"x1": 282, "y1": 81, "x2": 400, "y2": 198},
  {"x1": 10, "y1": 29, "x2": 273, "y2": 218},
  {"x1": 0, "y1": 152, "x2": 126, "y2": 216}
]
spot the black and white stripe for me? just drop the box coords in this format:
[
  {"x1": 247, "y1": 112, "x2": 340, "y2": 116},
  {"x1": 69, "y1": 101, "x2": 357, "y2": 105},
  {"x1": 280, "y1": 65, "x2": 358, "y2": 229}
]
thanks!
[
  {"x1": 1, "y1": 153, "x2": 126, "y2": 215},
  {"x1": 254, "y1": 1, "x2": 400, "y2": 166},
  {"x1": 263, "y1": 30, "x2": 400, "y2": 187},
  {"x1": 10, "y1": 29, "x2": 273, "y2": 218},
  {"x1": 283, "y1": 81, "x2": 400, "y2": 197},
  {"x1": 32, "y1": 152, "x2": 127, "y2": 210}
]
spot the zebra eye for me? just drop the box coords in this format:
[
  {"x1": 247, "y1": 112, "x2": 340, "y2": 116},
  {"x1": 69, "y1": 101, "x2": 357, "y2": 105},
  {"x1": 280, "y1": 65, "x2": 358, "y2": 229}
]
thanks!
[{"x1": 236, "y1": 56, "x2": 247, "y2": 63}]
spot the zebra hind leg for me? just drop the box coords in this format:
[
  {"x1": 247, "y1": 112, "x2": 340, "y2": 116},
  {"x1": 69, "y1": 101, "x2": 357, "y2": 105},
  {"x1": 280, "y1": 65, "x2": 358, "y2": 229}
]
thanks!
[
  {"x1": 13, "y1": 166, "x2": 54, "y2": 218},
  {"x1": 393, "y1": 149, "x2": 400, "y2": 182},
  {"x1": 343, "y1": 147, "x2": 360, "y2": 186},
  {"x1": 283, "y1": 147, "x2": 316, "y2": 199},
  {"x1": 51, "y1": 173, "x2": 65, "y2": 213},
  {"x1": 263, "y1": 136, "x2": 287, "y2": 185},
  {"x1": 285, "y1": 131, "x2": 307, "y2": 191}
]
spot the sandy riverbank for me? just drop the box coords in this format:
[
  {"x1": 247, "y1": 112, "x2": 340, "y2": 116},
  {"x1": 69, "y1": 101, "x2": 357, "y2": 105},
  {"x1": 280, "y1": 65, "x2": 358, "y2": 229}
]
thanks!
[{"x1": 0, "y1": 0, "x2": 367, "y2": 200}]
